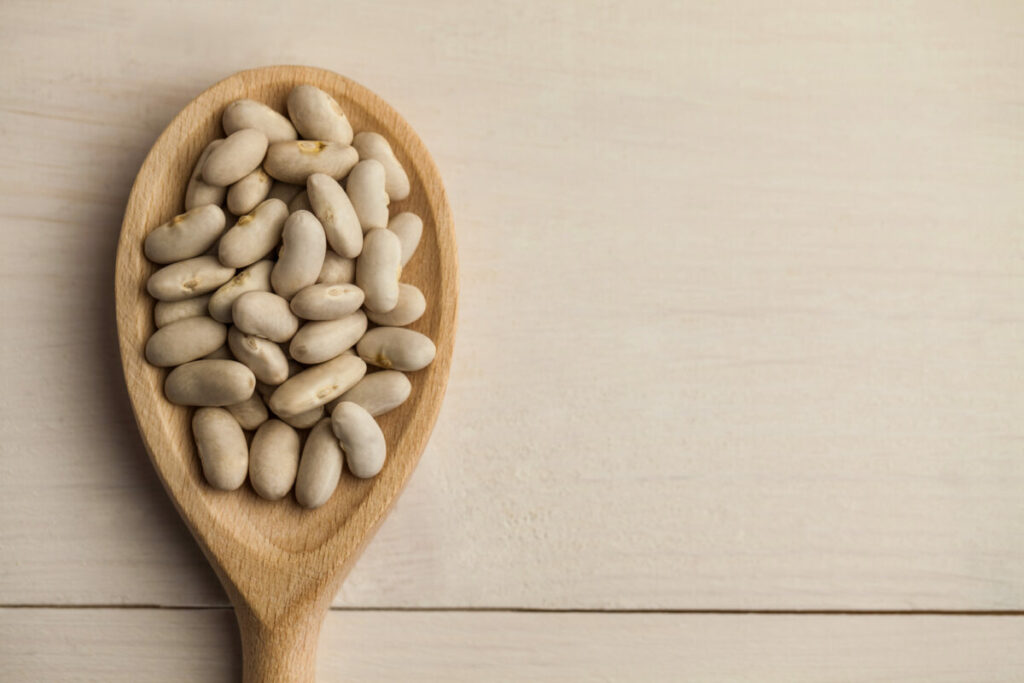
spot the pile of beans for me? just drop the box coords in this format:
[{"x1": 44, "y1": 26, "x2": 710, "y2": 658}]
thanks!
[{"x1": 143, "y1": 84, "x2": 433, "y2": 509}]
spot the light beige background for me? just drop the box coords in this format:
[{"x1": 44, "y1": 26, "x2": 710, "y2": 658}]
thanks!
[{"x1": 2, "y1": 0, "x2": 1023, "y2": 680}]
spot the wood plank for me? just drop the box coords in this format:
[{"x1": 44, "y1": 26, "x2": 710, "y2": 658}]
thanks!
[
  {"x1": 3, "y1": 608, "x2": 1024, "y2": 682},
  {"x1": 2, "y1": 0, "x2": 1024, "y2": 610}
]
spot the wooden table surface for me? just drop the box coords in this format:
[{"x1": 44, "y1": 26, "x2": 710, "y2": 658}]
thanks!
[{"x1": 2, "y1": 0, "x2": 1023, "y2": 680}]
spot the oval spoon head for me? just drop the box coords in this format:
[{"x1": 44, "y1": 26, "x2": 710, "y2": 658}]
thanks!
[{"x1": 115, "y1": 66, "x2": 457, "y2": 677}]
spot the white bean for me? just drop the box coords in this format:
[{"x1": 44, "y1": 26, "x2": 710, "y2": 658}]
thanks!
[
  {"x1": 346, "y1": 159, "x2": 389, "y2": 230},
  {"x1": 290, "y1": 283, "x2": 364, "y2": 320},
  {"x1": 218, "y1": 198, "x2": 289, "y2": 268},
  {"x1": 295, "y1": 418, "x2": 344, "y2": 509},
  {"x1": 306, "y1": 173, "x2": 362, "y2": 258},
  {"x1": 365, "y1": 283, "x2": 425, "y2": 327},
  {"x1": 144, "y1": 205, "x2": 226, "y2": 264},
  {"x1": 317, "y1": 250, "x2": 355, "y2": 284},
  {"x1": 280, "y1": 404, "x2": 324, "y2": 429},
  {"x1": 201, "y1": 127, "x2": 268, "y2": 187},
  {"x1": 289, "y1": 311, "x2": 367, "y2": 364},
  {"x1": 154, "y1": 294, "x2": 211, "y2": 328},
  {"x1": 287, "y1": 85, "x2": 353, "y2": 144},
  {"x1": 203, "y1": 345, "x2": 234, "y2": 360},
  {"x1": 289, "y1": 189, "x2": 312, "y2": 213},
  {"x1": 222, "y1": 99, "x2": 297, "y2": 143},
  {"x1": 356, "y1": 228, "x2": 402, "y2": 313},
  {"x1": 356, "y1": 327, "x2": 435, "y2": 371},
  {"x1": 264, "y1": 141, "x2": 358, "y2": 185},
  {"x1": 272, "y1": 210, "x2": 326, "y2": 299},
  {"x1": 145, "y1": 316, "x2": 227, "y2": 367},
  {"x1": 254, "y1": 380, "x2": 275, "y2": 402},
  {"x1": 147, "y1": 255, "x2": 235, "y2": 302},
  {"x1": 331, "y1": 402, "x2": 385, "y2": 478},
  {"x1": 185, "y1": 139, "x2": 227, "y2": 211},
  {"x1": 286, "y1": 358, "x2": 305, "y2": 378},
  {"x1": 256, "y1": 361, "x2": 303, "y2": 404},
  {"x1": 267, "y1": 181, "x2": 302, "y2": 204},
  {"x1": 334, "y1": 371, "x2": 411, "y2": 417},
  {"x1": 249, "y1": 420, "x2": 300, "y2": 500},
  {"x1": 193, "y1": 407, "x2": 249, "y2": 490},
  {"x1": 227, "y1": 326, "x2": 289, "y2": 385},
  {"x1": 353, "y1": 132, "x2": 410, "y2": 201},
  {"x1": 165, "y1": 360, "x2": 255, "y2": 406},
  {"x1": 202, "y1": 128, "x2": 268, "y2": 187},
  {"x1": 268, "y1": 352, "x2": 366, "y2": 418},
  {"x1": 387, "y1": 212, "x2": 423, "y2": 266},
  {"x1": 208, "y1": 260, "x2": 273, "y2": 323},
  {"x1": 226, "y1": 167, "x2": 272, "y2": 216},
  {"x1": 226, "y1": 392, "x2": 268, "y2": 430},
  {"x1": 232, "y1": 291, "x2": 299, "y2": 343}
]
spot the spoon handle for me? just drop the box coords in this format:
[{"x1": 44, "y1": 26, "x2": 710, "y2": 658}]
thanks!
[{"x1": 237, "y1": 604, "x2": 324, "y2": 683}]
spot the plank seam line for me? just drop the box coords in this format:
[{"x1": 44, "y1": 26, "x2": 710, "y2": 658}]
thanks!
[{"x1": 2, "y1": 605, "x2": 1024, "y2": 616}]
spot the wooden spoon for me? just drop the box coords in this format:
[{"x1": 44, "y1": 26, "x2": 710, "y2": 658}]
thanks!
[{"x1": 114, "y1": 66, "x2": 457, "y2": 682}]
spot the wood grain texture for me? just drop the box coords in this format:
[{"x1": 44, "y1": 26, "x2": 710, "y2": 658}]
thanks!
[
  {"x1": 2, "y1": 0, "x2": 1024, "y2": 619},
  {"x1": 4, "y1": 608, "x2": 1024, "y2": 682},
  {"x1": 114, "y1": 66, "x2": 457, "y2": 682}
]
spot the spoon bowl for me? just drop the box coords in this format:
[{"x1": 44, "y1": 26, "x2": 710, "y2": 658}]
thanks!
[{"x1": 114, "y1": 66, "x2": 457, "y2": 682}]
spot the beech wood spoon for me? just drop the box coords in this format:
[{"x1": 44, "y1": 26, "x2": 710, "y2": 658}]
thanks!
[{"x1": 115, "y1": 65, "x2": 457, "y2": 682}]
